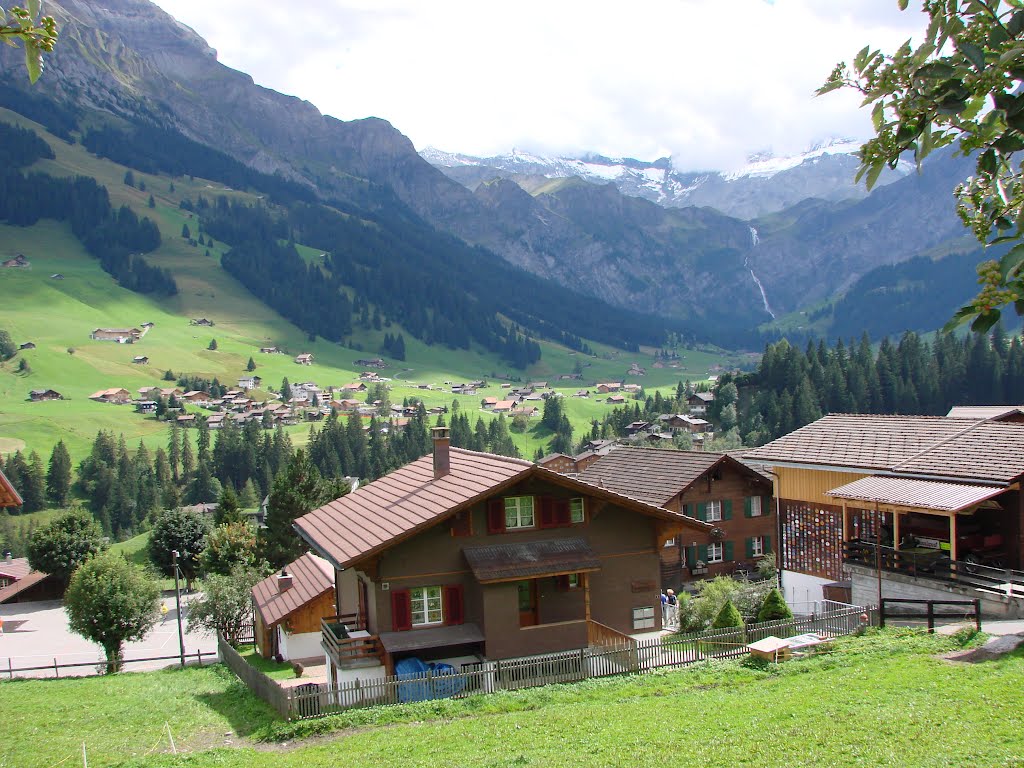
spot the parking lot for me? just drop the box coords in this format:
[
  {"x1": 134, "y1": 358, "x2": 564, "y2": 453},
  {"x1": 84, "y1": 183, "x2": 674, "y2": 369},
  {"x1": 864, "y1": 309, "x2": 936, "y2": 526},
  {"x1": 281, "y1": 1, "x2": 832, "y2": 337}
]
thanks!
[{"x1": 0, "y1": 595, "x2": 217, "y2": 678}]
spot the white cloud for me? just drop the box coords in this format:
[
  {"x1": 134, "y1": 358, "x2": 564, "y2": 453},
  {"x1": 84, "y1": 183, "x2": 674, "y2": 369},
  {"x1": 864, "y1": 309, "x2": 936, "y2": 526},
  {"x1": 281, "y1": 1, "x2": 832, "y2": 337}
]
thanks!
[{"x1": 152, "y1": 0, "x2": 929, "y2": 170}]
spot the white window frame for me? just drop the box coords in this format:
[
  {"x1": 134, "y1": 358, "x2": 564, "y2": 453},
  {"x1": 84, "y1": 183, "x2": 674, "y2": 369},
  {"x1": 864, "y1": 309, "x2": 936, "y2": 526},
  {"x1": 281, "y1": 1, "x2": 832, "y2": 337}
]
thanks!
[
  {"x1": 504, "y1": 496, "x2": 535, "y2": 529},
  {"x1": 751, "y1": 536, "x2": 766, "y2": 557},
  {"x1": 570, "y1": 497, "x2": 585, "y2": 524},
  {"x1": 708, "y1": 542, "x2": 724, "y2": 563},
  {"x1": 410, "y1": 586, "x2": 443, "y2": 626},
  {"x1": 706, "y1": 500, "x2": 723, "y2": 522},
  {"x1": 749, "y1": 496, "x2": 763, "y2": 517}
]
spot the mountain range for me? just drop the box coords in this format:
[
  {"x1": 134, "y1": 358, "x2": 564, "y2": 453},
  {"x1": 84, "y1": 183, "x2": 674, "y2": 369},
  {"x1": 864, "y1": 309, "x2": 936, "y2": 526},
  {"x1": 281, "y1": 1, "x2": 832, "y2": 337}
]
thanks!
[{"x1": 0, "y1": 0, "x2": 989, "y2": 350}]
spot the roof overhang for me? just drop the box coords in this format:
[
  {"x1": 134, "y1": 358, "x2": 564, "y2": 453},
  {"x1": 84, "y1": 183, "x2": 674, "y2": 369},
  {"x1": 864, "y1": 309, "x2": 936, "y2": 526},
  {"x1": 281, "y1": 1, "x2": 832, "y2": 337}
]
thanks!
[
  {"x1": 463, "y1": 538, "x2": 601, "y2": 583},
  {"x1": 378, "y1": 623, "x2": 485, "y2": 653},
  {"x1": 825, "y1": 476, "x2": 1008, "y2": 515}
]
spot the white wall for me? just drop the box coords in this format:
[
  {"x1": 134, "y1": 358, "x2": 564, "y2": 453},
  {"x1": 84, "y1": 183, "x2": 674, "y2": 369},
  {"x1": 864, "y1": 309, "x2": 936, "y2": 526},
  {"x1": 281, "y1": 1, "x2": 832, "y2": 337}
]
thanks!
[
  {"x1": 780, "y1": 570, "x2": 832, "y2": 610},
  {"x1": 278, "y1": 628, "x2": 323, "y2": 662}
]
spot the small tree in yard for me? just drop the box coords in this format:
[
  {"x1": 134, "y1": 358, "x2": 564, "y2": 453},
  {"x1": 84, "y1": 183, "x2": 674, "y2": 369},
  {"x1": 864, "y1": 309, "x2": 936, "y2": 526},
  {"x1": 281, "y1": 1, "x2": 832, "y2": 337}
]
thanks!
[
  {"x1": 189, "y1": 565, "x2": 263, "y2": 647},
  {"x1": 27, "y1": 509, "x2": 106, "y2": 585},
  {"x1": 65, "y1": 551, "x2": 160, "y2": 673},
  {"x1": 756, "y1": 587, "x2": 794, "y2": 623},
  {"x1": 148, "y1": 506, "x2": 211, "y2": 590},
  {"x1": 712, "y1": 598, "x2": 744, "y2": 630},
  {"x1": 199, "y1": 521, "x2": 261, "y2": 577}
]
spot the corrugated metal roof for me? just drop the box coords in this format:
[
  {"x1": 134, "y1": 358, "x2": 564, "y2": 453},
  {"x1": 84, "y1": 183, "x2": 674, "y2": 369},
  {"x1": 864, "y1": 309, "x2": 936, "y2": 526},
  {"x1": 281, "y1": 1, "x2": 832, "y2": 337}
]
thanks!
[
  {"x1": 295, "y1": 448, "x2": 711, "y2": 570},
  {"x1": 463, "y1": 538, "x2": 601, "y2": 583},
  {"x1": 743, "y1": 414, "x2": 1024, "y2": 484},
  {"x1": 251, "y1": 553, "x2": 334, "y2": 627},
  {"x1": 825, "y1": 476, "x2": 1006, "y2": 512},
  {"x1": 0, "y1": 468, "x2": 22, "y2": 508}
]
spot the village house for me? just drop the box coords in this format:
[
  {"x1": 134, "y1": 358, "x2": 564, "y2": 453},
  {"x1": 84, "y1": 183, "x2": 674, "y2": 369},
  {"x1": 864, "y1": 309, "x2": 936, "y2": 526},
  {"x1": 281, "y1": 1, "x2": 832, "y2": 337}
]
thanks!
[
  {"x1": 136, "y1": 400, "x2": 158, "y2": 414},
  {"x1": 687, "y1": 392, "x2": 714, "y2": 415},
  {"x1": 294, "y1": 429, "x2": 711, "y2": 683},
  {"x1": 238, "y1": 376, "x2": 262, "y2": 390},
  {"x1": 622, "y1": 384, "x2": 643, "y2": 393},
  {"x1": 252, "y1": 554, "x2": 338, "y2": 661},
  {"x1": 340, "y1": 382, "x2": 367, "y2": 393},
  {"x1": 294, "y1": 353, "x2": 314, "y2": 366},
  {"x1": 0, "y1": 552, "x2": 57, "y2": 604},
  {"x1": 492, "y1": 400, "x2": 516, "y2": 413},
  {"x1": 355, "y1": 358, "x2": 387, "y2": 369},
  {"x1": 18, "y1": 342, "x2": 35, "y2": 351},
  {"x1": 90, "y1": 328, "x2": 142, "y2": 343},
  {"x1": 576, "y1": 447, "x2": 774, "y2": 588},
  {"x1": 89, "y1": 388, "x2": 132, "y2": 404},
  {"x1": 259, "y1": 346, "x2": 280, "y2": 354},
  {"x1": 606, "y1": 395, "x2": 626, "y2": 405},
  {"x1": 481, "y1": 397, "x2": 498, "y2": 409},
  {"x1": 743, "y1": 412, "x2": 1024, "y2": 615},
  {"x1": 132, "y1": 355, "x2": 149, "y2": 365},
  {"x1": 28, "y1": 389, "x2": 63, "y2": 402},
  {"x1": 190, "y1": 318, "x2": 215, "y2": 327},
  {"x1": 596, "y1": 383, "x2": 622, "y2": 394},
  {"x1": 2, "y1": 254, "x2": 29, "y2": 268},
  {"x1": 139, "y1": 386, "x2": 182, "y2": 399},
  {"x1": 180, "y1": 391, "x2": 212, "y2": 406},
  {"x1": 659, "y1": 414, "x2": 712, "y2": 434}
]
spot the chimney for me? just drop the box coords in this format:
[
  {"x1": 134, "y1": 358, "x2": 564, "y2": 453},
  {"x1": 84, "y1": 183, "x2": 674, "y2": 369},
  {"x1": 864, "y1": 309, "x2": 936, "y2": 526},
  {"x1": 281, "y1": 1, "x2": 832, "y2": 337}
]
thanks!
[
  {"x1": 432, "y1": 426, "x2": 451, "y2": 479},
  {"x1": 3, "y1": 551, "x2": 12, "y2": 563},
  {"x1": 276, "y1": 569, "x2": 293, "y2": 593}
]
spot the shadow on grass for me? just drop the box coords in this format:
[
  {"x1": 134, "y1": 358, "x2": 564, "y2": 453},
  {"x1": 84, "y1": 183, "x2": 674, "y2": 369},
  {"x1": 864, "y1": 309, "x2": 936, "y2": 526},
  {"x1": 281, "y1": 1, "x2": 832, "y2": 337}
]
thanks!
[{"x1": 194, "y1": 671, "x2": 282, "y2": 736}]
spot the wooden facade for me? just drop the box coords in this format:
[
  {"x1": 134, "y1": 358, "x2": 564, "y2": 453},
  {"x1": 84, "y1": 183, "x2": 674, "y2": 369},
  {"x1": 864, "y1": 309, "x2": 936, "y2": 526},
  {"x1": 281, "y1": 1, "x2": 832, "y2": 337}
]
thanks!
[{"x1": 255, "y1": 589, "x2": 336, "y2": 659}]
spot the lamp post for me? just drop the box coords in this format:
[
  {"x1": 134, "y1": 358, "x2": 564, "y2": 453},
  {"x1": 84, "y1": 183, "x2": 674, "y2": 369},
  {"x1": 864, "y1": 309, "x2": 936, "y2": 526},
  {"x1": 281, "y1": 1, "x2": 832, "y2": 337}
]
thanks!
[{"x1": 171, "y1": 549, "x2": 186, "y2": 668}]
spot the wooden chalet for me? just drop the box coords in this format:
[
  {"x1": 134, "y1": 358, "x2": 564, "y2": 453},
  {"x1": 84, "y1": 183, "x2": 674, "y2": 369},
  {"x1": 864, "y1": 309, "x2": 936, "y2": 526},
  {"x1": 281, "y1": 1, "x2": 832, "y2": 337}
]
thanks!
[
  {"x1": 29, "y1": 389, "x2": 63, "y2": 401},
  {"x1": 252, "y1": 554, "x2": 337, "y2": 661},
  {"x1": 294, "y1": 429, "x2": 711, "y2": 683},
  {"x1": 294, "y1": 353, "x2": 314, "y2": 365},
  {"x1": 90, "y1": 328, "x2": 141, "y2": 343},
  {"x1": 687, "y1": 392, "x2": 714, "y2": 415},
  {"x1": 744, "y1": 413, "x2": 1024, "y2": 615},
  {"x1": 89, "y1": 388, "x2": 132, "y2": 404},
  {"x1": 132, "y1": 355, "x2": 149, "y2": 365}
]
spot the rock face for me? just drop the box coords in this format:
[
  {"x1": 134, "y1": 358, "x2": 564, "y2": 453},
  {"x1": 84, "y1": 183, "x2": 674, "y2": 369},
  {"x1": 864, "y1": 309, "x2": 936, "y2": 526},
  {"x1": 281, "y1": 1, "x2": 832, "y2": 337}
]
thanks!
[{"x1": 947, "y1": 633, "x2": 1024, "y2": 663}]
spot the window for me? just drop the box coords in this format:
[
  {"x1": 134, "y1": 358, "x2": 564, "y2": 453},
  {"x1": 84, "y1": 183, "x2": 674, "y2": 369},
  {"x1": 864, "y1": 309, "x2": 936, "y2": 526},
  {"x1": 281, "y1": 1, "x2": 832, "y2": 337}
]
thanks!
[
  {"x1": 504, "y1": 496, "x2": 535, "y2": 529},
  {"x1": 706, "y1": 500, "x2": 722, "y2": 522},
  {"x1": 708, "y1": 542, "x2": 724, "y2": 563},
  {"x1": 410, "y1": 586, "x2": 443, "y2": 626},
  {"x1": 749, "y1": 496, "x2": 762, "y2": 517},
  {"x1": 569, "y1": 497, "x2": 585, "y2": 524},
  {"x1": 567, "y1": 573, "x2": 580, "y2": 589},
  {"x1": 751, "y1": 536, "x2": 766, "y2": 557}
]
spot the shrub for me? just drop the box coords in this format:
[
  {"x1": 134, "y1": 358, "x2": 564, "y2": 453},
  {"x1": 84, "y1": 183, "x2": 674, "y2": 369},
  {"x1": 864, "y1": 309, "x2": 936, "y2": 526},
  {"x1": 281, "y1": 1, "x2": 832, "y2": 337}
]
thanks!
[
  {"x1": 712, "y1": 599, "x2": 744, "y2": 630},
  {"x1": 756, "y1": 587, "x2": 793, "y2": 623}
]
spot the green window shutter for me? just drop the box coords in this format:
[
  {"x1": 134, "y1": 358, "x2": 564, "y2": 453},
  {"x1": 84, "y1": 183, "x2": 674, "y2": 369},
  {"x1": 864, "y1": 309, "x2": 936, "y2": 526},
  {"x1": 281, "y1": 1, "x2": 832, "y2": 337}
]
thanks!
[
  {"x1": 696, "y1": 502, "x2": 707, "y2": 522},
  {"x1": 745, "y1": 537, "x2": 754, "y2": 558},
  {"x1": 697, "y1": 544, "x2": 709, "y2": 562},
  {"x1": 723, "y1": 500, "x2": 733, "y2": 520},
  {"x1": 744, "y1": 497, "x2": 752, "y2": 518},
  {"x1": 683, "y1": 502, "x2": 692, "y2": 517},
  {"x1": 724, "y1": 541, "x2": 734, "y2": 561},
  {"x1": 762, "y1": 496, "x2": 771, "y2": 516},
  {"x1": 764, "y1": 535, "x2": 772, "y2": 553},
  {"x1": 687, "y1": 546, "x2": 697, "y2": 566}
]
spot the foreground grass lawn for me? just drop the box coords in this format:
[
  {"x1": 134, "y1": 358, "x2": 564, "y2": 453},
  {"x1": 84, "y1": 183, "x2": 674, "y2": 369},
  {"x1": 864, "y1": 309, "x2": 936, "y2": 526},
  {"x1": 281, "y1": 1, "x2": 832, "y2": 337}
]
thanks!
[{"x1": 5, "y1": 629, "x2": 1022, "y2": 767}]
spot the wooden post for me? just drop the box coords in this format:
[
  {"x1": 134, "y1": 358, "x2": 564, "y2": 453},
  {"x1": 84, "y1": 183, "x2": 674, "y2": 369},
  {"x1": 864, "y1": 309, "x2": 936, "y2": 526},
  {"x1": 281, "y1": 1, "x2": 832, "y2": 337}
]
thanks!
[
  {"x1": 583, "y1": 572, "x2": 591, "y2": 622},
  {"x1": 974, "y1": 598, "x2": 982, "y2": 632},
  {"x1": 927, "y1": 601, "x2": 935, "y2": 633},
  {"x1": 841, "y1": 501, "x2": 849, "y2": 544},
  {"x1": 893, "y1": 512, "x2": 901, "y2": 551},
  {"x1": 950, "y1": 514, "x2": 959, "y2": 563}
]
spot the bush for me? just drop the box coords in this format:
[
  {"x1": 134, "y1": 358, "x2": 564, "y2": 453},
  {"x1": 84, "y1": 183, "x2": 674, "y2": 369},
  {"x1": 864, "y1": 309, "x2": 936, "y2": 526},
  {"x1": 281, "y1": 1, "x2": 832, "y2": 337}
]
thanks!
[
  {"x1": 712, "y1": 599, "x2": 744, "y2": 630},
  {"x1": 756, "y1": 587, "x2": 793, "y2": 623}
]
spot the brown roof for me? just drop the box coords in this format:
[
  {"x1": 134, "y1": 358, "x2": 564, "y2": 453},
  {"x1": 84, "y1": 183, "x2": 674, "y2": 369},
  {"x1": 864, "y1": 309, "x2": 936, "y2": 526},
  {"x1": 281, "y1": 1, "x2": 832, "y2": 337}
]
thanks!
[
  {"x1": 743, "y1": 414, "x2": 1024, "y2": 484},
  {"x1": 0, "y1": 468, "x2": 22, "y2": 507},
  {"x1": 945, "y1": 405, "x2": 1024, "y2": 420},
  {"x1": 0, "y1": 556, "x2": 31, "y2": 581},
  {"x1": 463, "y1": 538, "x2": 600, "y2": 583},
  {"x1": 251, "y1": 553, "x2": 334, "y2": 627},
  {"x1": 295, "y1": 448, "x2": 711, "y2": 569},
  {"x1": 378, "y1": 623, "x2": 484, "y2": 653},
  {"x1": 579, "y1": 446, "x2": 769, "y2": 507},
  {"x1": 0, "y1": 569, "x2": 47, "y2": 603},
  {"x1": 825, "y1": 476, "x2": 1007, "y2": 513}
]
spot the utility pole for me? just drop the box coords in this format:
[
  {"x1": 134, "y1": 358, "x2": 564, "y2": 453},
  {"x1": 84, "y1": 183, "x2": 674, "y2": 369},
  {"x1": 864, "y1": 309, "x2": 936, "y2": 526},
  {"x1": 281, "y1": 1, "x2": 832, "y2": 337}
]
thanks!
[{"x1": 172, "y1": 549, "x2": 186, "y2": 668}]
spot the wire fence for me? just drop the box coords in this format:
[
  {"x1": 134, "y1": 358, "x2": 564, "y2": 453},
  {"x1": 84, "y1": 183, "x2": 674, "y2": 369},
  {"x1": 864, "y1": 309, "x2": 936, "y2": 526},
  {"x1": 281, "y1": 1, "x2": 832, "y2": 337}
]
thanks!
[{"x1": 3, "y1": 649, "x2": 217, "y2": 680}]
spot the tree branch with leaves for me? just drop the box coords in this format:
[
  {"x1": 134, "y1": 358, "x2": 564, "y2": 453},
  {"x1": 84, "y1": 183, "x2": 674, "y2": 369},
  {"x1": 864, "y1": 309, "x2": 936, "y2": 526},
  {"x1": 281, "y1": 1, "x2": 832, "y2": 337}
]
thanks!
[
  {"x1": 820, "y1": 0, "x2": 1024, "y2": 332},
  {"x1": 2, "y1": 2, "x2": 58, "y2": 83}
]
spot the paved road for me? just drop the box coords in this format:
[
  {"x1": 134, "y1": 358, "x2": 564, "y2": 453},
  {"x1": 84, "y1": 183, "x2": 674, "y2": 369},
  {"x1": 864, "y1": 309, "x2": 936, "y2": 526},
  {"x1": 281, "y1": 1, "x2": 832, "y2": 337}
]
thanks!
[{"x1": 0, "y1": 594, "x2": 217, "y2": 678}]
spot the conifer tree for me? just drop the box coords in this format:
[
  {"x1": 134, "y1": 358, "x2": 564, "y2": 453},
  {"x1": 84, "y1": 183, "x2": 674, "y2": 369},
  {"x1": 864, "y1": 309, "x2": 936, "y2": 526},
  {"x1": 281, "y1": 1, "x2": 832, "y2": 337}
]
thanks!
[{"x1": 46, "y1": 440, "x2": 72, "y2": 506}]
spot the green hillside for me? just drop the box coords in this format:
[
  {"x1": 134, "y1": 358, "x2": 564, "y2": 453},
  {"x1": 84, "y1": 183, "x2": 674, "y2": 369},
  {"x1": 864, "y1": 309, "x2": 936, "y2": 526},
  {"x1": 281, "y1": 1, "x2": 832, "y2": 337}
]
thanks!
[{"x1": 0, "y1": 108, "x2": 744, "y2": 465}]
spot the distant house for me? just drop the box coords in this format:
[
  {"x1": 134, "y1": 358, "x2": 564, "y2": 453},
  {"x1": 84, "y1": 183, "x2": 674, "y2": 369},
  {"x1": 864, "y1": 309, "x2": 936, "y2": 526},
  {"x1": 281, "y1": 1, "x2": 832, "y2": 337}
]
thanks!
[
  {"x1": 139, "y1": 386, "x2": 182, "y2": 399},
  {"x1": 660, "y1": 414, "x2": 711, "y2": 434},
  {"x1": 136, "y1": 400, "x2": 158, "y2": 414},
  {"x1": 50, "y1": 273, "x2": 64, "y2": 280},
  {"x1": 181, "y1": 391, "x2": 211, "y2": 405},
  {"x1": 18, "y1": 342, "x2": 35, "y2": 351},
  {"x1": 628, "y1": 364, "x2": 646, "y2": 376},
  {"x1": 90, "y1": 328, "x2": 142, "y2": 343},
  {"x1": 190, "y1": 318, "x2": 215, "y2": 327},
  {"x1": 238, "y1": 376, "x2": 262, "y2": 390},
  {"x1": 176, "y1": 414, "x2": 197, "y2": 426},
  {"x1": 492, "y1": 400, "x2": 516, "y2": 413},
  {"x1": 0, "y1": 553, "x2": 58, "y2": 604},
  {"x1": 132, "y1": 355, "x2": 149, "y2": 365},
  {"x1": 481, "y1": 397, "x2": 498, "y2": 409},
  {"x1": 259, "y1": 346, "x2": 280, "y2": 354},
  {"x1": 341, "y1": 382, "x2": 367, "y2": 393},
  {"x1": 355, "y1": 358, "x2": 386, "y2": 368},
  {"x1": 2, "y1": 254, "x2": 29, "y2": 268},
  {"x1": 294, "y1": 353, "x2": 314, "y2": 366},
  {"x1": 606, "y1": 395, "x2": 626, "y2": 404},
  {"x1": 596, "y1": 383, "x2": 622, "y2": 394},
  {"x1": 687, "y1": 392, "x2": 714, "y2": 415},
  {"x1": 573, "y1": 390, "x2": 590, "y2": 398},
  {"x1": 29, "y1": 389, "x2": 63, "y2": 402},
  {"x1": 89, "y1": 388, "x2": 132, "y2": 404}
]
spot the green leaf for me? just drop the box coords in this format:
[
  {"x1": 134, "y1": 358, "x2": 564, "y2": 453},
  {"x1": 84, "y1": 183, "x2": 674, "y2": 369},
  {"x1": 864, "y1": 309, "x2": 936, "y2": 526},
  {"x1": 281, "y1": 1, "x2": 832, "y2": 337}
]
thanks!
[
  {"x1": 943, "y1": 304, "x2": 979, "y2": 333},
  {"x1": 958, "y1": 41, "x2": 986, "y2": 71},
  {"x1": 898, "y1": 0, "x2": 908, "y2": 9},
  {"x1": 971, "y1": 309, "x2": 1000, "y2": 334},
  {"x1": 24, "y1": 40, "x2": 41, "y2": 84},
  {"x1": 864, "y1": 160, "x2": 885, "y2": 191},
  {"x1": 1000, "y1": 243, "x2": 1024, "y2": 280},
  {"x1": 26, "y1": 0, "x2": 39, "y2": 20}
]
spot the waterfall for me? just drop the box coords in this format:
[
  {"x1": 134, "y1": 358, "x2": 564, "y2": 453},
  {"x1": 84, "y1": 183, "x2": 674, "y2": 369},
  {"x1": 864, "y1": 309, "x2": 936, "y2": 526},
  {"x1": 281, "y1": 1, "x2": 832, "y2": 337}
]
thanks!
[{"x1": 745, "y1": 227, "x2": 775, "y2": 319}]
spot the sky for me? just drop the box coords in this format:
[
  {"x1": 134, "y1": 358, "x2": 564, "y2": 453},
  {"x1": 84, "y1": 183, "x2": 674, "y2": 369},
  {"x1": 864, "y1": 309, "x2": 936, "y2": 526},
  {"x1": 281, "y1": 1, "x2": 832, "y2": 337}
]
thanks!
[{"x1": 149, "y1": 0, "x2": 931, "y2": 172}]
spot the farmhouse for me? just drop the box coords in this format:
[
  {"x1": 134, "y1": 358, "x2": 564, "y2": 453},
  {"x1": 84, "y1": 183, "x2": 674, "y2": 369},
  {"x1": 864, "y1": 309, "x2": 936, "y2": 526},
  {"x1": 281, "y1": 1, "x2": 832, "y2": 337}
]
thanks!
[
  {"x1": 294, "y1": 353, "x2": 314, "y2": 365},
  {"x1": 687, "y1": 391, "x2": 714, "y2": 415},
  {"x1": 90, "y1": 328, "x2": 141, "y2": 343},
  {"x1": 259, "y1": 346, "x2": 280, "y2": 354},
  {"x1": 238, "y1": 376, "x2": 262, "y2": 390},
  {"x1": 89, "y1": 388, "x2": 132, "y2": 404},
  {"x1": 252, "y1": 554, "x2": 338, "y2": 662},
  {"x1": 190, "y1": 318, "x2": 215, "y2": 327},
  {"x1": 606, "y1": 395, "x2": 626, "y2": 404},
  {"x1": 744, "y1": 413, "x2": 1024, "y2": 614},
  {"x1": 596, "y1": 383, "x2": 622, "y2": 394},
  {"x1": 295, "y1": 428, "x2": 711, "y2": 683},
  {"x1": 355, "y1": 358, "x2": 386, "y2": 368},
  {"x1": 1, "y1": 254, "x2": 29, "y2": 268},
  {"x1": 28, "y1": 389, "x2": 63, "y2": 402},
  {"x1": 132, "y1": 355, "x2": 149, "y2": 365},
  {"x1": 18, "y1": 342, "x2": 35, "y2": 350}
]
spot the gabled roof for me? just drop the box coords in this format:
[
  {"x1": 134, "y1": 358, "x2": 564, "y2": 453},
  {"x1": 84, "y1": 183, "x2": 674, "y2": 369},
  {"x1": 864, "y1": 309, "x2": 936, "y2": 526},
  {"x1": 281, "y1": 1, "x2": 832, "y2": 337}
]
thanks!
[
  {"x1": 0, "y1": 468, "x2": 23, "y2": 507},
  {"x1": 295, "y1": 447, "x2": 710, "y2": 569},
  {"x1": 0, "y1": 569, "x2": 48, "y2": 603},
  {"x1": 579, "y1": 446, "x2": 770, "y2": 506},
  {"x1": 743, "y1": 413, "x2": 1024, "y2": 485},
  {"x1": 0, "y1": 556, "x2": 31, "y2": 580},
  {"x1": 251, "y1": 553, "x2": 334, "y2": 627}
]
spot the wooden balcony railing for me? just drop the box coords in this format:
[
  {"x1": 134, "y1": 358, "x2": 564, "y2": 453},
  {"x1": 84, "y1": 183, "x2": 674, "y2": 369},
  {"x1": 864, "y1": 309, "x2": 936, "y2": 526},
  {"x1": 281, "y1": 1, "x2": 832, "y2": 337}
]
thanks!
[
  {"x1": 321, "y1": 613, "x2": 382, "y2": 666},
  {"x1": 586, "y1": 619, "x2": 636, "y2": 649}
]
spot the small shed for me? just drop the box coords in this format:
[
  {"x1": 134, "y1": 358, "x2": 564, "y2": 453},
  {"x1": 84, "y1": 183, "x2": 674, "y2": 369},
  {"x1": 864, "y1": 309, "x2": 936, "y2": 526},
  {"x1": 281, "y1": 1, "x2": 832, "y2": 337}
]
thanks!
[{"x1": 251, "y1": 553, "x2": 336, "y2": 661}]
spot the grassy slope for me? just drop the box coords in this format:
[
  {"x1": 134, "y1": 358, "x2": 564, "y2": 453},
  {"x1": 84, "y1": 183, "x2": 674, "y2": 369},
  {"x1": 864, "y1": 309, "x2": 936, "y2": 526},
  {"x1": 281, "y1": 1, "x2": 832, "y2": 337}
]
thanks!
[
  {"x1": 2, "y1": 629, "x2": 1021, "y2": 767},
  {"x1": 0, "y1": 107, "x2": 744, "y2": 465}
]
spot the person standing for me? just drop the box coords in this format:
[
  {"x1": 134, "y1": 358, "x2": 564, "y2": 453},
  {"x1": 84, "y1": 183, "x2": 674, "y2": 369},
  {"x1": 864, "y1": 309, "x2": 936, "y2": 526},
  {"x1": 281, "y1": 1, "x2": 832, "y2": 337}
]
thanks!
[{"x1": 666, "y1": 589, "x2": 679, "y2": 629}]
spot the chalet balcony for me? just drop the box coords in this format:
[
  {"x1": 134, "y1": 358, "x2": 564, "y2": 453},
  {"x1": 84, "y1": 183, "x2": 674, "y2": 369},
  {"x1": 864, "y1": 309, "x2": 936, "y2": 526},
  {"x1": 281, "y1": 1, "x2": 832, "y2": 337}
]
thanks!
[{"x1": 321, "y1": 613, "x2": 382, "y2": 668}]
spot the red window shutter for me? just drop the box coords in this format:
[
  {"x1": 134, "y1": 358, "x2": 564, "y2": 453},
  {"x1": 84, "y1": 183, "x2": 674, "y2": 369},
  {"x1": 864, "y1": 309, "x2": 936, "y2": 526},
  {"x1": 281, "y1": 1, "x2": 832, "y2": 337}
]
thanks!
[
  {"x1": 539, "y1": 497, "x2": 556, "y2": 528},
  {"x1": 450, "y1": 510, "x2": 472, "y2": 537},
  {"x1": 391, "y1": 589, "x2": 412, "y2": 631},
  {"x1": 554, "y1": 499, "x2": 571, "y2": 527},
  {"x1": 443, "y1": 585, "x2": 464, "y2": 625},
  {"x1": 487, "y1": 498, "x2": 506, "y2": 533}
]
